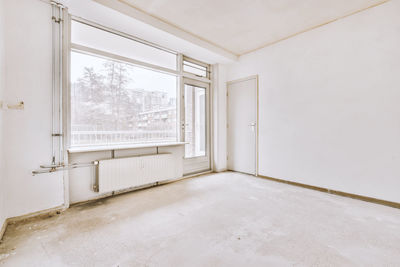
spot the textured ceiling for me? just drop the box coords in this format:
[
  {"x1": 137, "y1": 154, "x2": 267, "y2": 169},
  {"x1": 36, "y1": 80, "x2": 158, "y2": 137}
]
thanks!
[{"x1": 119, "y1": 0, "x2": 384, "y2": 55}]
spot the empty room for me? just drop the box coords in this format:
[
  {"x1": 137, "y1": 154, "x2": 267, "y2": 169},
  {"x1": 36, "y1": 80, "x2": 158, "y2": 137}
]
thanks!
[{"x1": 0, "y1": 0, "x2": 400, "y2": 266}]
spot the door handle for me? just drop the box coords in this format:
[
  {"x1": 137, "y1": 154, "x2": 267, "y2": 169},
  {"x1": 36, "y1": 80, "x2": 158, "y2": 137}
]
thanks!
[{"x1": 249, "y1": 122, "x2": 256, "y2": 132}]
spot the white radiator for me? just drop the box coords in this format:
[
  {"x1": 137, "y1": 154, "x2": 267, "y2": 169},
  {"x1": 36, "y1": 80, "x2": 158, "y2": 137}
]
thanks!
[{"x1": 98, "y1": 153, "x2": 183, "y2": 193}]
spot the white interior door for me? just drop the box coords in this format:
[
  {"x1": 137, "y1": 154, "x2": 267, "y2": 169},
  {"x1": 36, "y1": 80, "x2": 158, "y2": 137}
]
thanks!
[{"x1": 227, "y1": 76, "x2": 258, "y2": 175}]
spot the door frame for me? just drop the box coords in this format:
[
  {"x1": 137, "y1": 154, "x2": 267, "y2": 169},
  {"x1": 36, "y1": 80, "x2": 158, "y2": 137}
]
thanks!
[
  {"x1": 181, "y1": 77, "x2": 211, "y2": 175},
  {"x1": 226, "y1": 75, "x2": 259, "y2": 176}
]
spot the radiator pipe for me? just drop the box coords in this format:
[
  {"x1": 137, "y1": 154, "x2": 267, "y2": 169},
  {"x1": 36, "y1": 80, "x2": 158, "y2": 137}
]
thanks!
[{"x1": 32, "y1": 161, "x2": 99, "y2": 176}]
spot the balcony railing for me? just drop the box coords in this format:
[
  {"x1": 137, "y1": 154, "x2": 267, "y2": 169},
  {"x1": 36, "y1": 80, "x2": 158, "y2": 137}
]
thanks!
[{"x1": 71, "y1": 130, "x2": 177, "y2": 146}]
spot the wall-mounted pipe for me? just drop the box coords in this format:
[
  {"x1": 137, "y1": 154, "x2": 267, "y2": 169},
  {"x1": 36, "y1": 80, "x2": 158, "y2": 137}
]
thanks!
[
  {"x1": 30, "y1": 0, "x2": 71, "y2": 209},
  {"x1": 32, "y1": 161, "x2": 98, "y2": 176},
  {"x1": 0, "y1": 101, "x2": 24, "y2": 110},
  {"x1": 31, "y1": 1, "x2": 64, "y2": 173},
  {"x1": 51, "y1": 1, "x2": 64, "y2": 166}
]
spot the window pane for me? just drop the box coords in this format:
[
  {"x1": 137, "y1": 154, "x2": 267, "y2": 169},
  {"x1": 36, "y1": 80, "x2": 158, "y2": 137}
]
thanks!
[
  {"x1": 71, "y1": 20, "x2": 177, "y2": 70},
  {"x1": 184, "y1": 85, "x2": 206, "y2": 158},
  {"x1": 71, "y1": 51, "x2": 177, "y2": 146},
  {"x1": 183, "y1": 60, "x2": 208, "y2": 77}
]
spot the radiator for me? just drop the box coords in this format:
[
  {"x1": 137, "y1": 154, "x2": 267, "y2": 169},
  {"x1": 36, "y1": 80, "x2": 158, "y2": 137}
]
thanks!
[{"x1": 97, "y1": 153, "x2": 183, "y2": 193}]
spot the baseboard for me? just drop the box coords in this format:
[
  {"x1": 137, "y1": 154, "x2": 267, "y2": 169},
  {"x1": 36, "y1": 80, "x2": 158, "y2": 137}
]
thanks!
[
  {"x1": 258, "y1": 175, "x2": 400, "y2": 209},
  {"x1": 183, "y1": 170, "x2": 213, "y2": 179},
  {"x1": 0, "y1": 218, "x2": 7, "y2": 241},
  {"x1": 0, "y1": 205, "x2": 66, "y2": 241},
  {"x1": 6, "y1": 205, "x2": 66, "y2": 226}
]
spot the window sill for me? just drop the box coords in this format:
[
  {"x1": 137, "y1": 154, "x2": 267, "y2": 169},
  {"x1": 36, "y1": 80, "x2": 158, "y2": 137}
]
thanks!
[{"x1": 68, "y1": 142, "x2": 187, "y2": 154}]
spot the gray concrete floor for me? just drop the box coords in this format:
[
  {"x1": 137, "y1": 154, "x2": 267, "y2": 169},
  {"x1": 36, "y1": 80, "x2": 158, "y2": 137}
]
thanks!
[{"x1": 1, "y1": 172, "x2": 400, "y2": 266}]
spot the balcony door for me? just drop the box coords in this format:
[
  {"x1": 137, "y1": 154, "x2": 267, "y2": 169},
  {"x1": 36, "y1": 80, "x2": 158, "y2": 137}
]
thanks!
[{"x1": 182, "y1": 78, "x2": 210, "y2": 175}]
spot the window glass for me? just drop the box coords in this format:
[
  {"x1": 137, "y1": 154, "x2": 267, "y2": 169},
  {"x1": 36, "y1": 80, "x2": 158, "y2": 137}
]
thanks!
[
  {"x1": 71, "y1": 20, "x2": 177, "y2": 70},
  {"x1": 70, "y1": 51, "x2": 177, "y2": 146},
  {"x1": 183, "y1": 60, "x2": 208, "y2": 77}
]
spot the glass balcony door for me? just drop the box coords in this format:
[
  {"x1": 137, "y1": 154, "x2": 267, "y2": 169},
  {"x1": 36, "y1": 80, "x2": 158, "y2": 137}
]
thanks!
[{"x1": 182, "y1": 79, "x2": 210, "y2": 175}]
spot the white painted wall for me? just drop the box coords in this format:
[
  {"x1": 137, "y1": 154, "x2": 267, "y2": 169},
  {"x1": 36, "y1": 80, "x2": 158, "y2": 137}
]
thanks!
[
  {"x1": 3, "y1": 0, "x2": 65, "y2": 218},
  {"x1": 0, "y1": 0, "x2": 7, "y2": 229},
  {"x1": 212, "y1": 64, "x2": 228, "y2": 172},
  {"x1": 1, "y1": 0, "x2": 223, "y2": 220},
  {"x1": 1, "y1": 0, "x2": 398, "y2": 222},
  {"x1": 226, "y1": 0, "x2": 400, "y2": 203}
]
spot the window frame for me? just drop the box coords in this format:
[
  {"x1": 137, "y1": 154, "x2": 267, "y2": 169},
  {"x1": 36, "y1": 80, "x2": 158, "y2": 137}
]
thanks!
[
  {"x1": 181, "y1": 78, "x2": 211, "y2": 175},
  {"x1": 67, "y1": 16, "x2": 212, "y2": 151},
  {"x1": 72, "y1": 16, "x2": 178, "y2": 67},
  {"x1": 182, "y1": 79, "x2": 209, "y2": 158},
  {"x1": 183, "y1": 56, "x2": 211, "y2": 79}
]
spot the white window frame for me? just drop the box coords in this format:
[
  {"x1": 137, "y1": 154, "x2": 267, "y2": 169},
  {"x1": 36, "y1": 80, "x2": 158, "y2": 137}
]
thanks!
[
  {"x1": 181, "y1": 78, "x2": 211, "y2": 175},
  {"x1": 183, "y1": 56, "x2": 211, "y2": 80},
  {"x1": 66, "y1": 16, "x2": 213, "y2": 172},
  {"x1": 69, "y1": 17, "x2": 181, "y2": 147}
]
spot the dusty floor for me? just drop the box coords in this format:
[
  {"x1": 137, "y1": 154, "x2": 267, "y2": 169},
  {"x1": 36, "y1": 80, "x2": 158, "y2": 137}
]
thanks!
[{"x1": 1, "y1": 172, "x2": 400, "y2": 266}]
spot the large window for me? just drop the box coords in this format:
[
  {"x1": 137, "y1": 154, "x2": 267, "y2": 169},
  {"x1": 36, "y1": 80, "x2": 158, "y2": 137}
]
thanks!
[
  {"x1": 70, "y1": 20, "x2": 178, "y2": 147},
  {"x1": 69, "y1": 18, "x2": 212, "y2": 173}
]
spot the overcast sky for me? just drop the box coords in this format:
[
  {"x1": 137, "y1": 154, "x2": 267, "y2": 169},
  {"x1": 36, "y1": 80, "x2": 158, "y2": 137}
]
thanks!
[{"x1": 71, "y1": 52, "x2": 177, "y2": 98}]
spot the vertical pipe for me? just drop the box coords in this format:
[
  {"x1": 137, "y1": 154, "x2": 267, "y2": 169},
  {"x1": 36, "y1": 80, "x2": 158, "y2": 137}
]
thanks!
[
  {"x1": 51, "y1": 3, "x2": 56, "y2": 165},
  {"x1": 51, "y1": 1, "x2": 70, "y2": 209},
  {"x1": 58, "y1": 4, "x2": 63, "y2": 165},
  {"x1": 50, "y1": 1, "x2": 64, "y2": 166},
  {"x1": 62, "y1": 8, "x2": 71, "y2": 208}
]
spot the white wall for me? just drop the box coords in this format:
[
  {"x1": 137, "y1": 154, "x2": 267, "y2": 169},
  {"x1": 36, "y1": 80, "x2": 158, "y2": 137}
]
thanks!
[
  {"x1": 212, "y1": 64, "x2": 228, "y2": 172},
  {"x1": 0, "y1": 0, "x2": 7, "y2": 229},
  {"x1": 1, "y1": 0, "x2": 225, "y2": 220},
  {"x1": 226, "y1": 0, "x2": 400, "y2": 203},
  {"x1": 3, "y1": 0, "x2": 65, "y2": 218}
]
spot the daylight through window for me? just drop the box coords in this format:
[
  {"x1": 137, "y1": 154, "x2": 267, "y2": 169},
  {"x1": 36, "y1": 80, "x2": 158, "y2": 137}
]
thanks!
[{"x1": 70, "y1": 20, "x2": 178, "y2": 147}]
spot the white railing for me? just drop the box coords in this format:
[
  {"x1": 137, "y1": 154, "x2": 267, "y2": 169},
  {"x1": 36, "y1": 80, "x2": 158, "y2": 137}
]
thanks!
[{"x1": 71, "y1": 130, "x2": 176, "y2": 146}]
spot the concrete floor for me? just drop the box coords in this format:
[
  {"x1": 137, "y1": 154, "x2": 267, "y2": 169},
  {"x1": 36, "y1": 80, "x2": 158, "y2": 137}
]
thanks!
[{"x1": 1, "y1": 172, "x2": 400, "y2": 266}]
